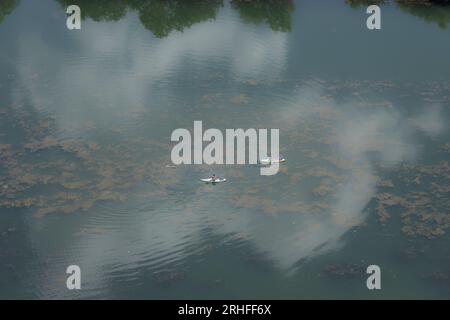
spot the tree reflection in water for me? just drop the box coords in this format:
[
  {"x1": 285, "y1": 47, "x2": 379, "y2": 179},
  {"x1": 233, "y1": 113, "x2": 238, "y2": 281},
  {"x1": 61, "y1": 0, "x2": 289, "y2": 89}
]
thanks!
[
  {"x1": 0, "y1": 0, "x2": 18, "y2": 24},
  {"x1": 347, "y1": 0, "x2": 450, "y2": 29}
]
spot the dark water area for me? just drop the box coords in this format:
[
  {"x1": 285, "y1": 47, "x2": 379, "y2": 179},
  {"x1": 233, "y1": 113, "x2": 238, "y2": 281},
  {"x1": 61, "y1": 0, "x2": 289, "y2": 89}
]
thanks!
[{"x1": 0, "y1": 0, "x2": 449, "y2": 299}]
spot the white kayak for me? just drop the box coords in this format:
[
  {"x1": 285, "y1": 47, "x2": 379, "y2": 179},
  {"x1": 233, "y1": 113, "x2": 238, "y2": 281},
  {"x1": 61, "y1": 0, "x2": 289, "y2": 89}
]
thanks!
[
  {"x1": 200, "y1": 178, "x2": 227, "y2": 183},
  {"x1": 259, "y1": 157, "x2": 286, "y2": 165}
]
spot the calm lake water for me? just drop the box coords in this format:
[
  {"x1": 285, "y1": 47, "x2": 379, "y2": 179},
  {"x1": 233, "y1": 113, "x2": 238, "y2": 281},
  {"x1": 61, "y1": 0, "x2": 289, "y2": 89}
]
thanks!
[{"x1": 1, "y1": 0, "x2": 450, "y2": 299}]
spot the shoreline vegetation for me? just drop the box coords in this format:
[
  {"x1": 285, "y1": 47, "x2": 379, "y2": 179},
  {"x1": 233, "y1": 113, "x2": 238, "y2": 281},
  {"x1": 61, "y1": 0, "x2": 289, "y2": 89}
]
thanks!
[{"x1": 1, "y1": 0, "x2": 450, "y2": 33}]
